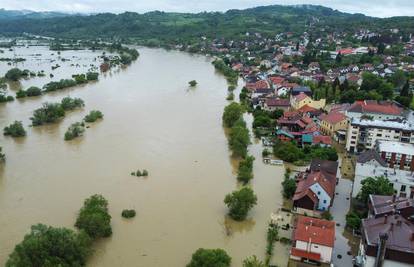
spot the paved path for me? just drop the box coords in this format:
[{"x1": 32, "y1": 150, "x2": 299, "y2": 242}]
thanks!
[{"x1": 331, "y1": 176, "x2": 354, "y2": 267}]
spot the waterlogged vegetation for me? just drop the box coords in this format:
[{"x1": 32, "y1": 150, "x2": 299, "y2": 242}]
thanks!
[
  {"x1": 224, "y1": 187, "x2": 257, "y2": 221},
  {"x1": 265, "y1": 222, "x2": 279, "y2": 265},
  {"x1": 212, "y1": 59, "x2": 238, "y2": 85},
  {"x1": 16, "y1": 86, "x2": 42, "y2": 98},
  {"x1": 121, "y1": 209, "x2": 136, "y2": 219},
  {"x1": 187, "y1": 248, "x2": 231, "y2": 267},
  {"x1": 84, "y1": 110, "x2": 103, "y2": 123},
  {"x1": 3, "y1": 121, "x2": 26, "y2": 137},
  {"x1": 60, "y1": 97, "x2": 85, "y2": 111},
  {"x1": 188, "y1": 80, "x2": 197, "y2": 87},
  {"x1": 0, "y1": 92, "x2": 14, "y2": 103},
  {"x1": 30, "y1": 102, "x2": 65, "y2": 126},
  {"x1": 131, "y1": 169, "x2": 149, "y2": 177},
  {"x1": 64, "y1": 122, "x2": 85, "y2": 141},
  {"x1": 237, "y1": 155, "x2": 254, "y2": 184}
]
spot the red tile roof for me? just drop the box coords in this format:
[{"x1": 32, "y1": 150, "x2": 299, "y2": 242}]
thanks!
[
  {"x1": 319, "y1": 112, "x2": 347, "y2": 124},
  {"x1": 293, "y1": 171, "x2": 336, "y2": 201},
  {"x1": 313, "y1": 135, "x2": 332, "y2": 145},
  {"x1": 298, "y1": 105, "x2": 318, "y2": 113},
  {"x1": 348, "y1": 100, "x2": 403, "y2": 116},
  {"x1": 293, "y1": 216, "x2": 335, "y2": 247},
  {"x1": 294, "y1": 92, "x2": 310, "y2": 102},
  {"x1": 269, "y1": 76, "x2": 285, "y2": 85},
  {"x1": 265, "y1": 98, "x2": 290, "y2": 107},
  {"x1": 291, "y1": 248, "x2": 321, "y2": 261}
]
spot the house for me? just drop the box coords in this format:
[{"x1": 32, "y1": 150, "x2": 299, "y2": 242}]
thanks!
[
  {"x1": 318, "y1": 112, "x2": 348, "y2": 136},
  {"x1": 345, "y1": 118, "x2": 414, "y2": 153},
  {"x1": 368, "y1": 195, "x2": 414, "y2": 219},
  {"x1": 263, "y1": 98, "x2": 290, "y2": 111},
  {"x1": 312, "y1": 135, "x2": 332, "y2": 147},
  {"x1": 293, "y1": 159, "x2": 338, "y2": 214},
  {"x1": 352, "y1": 149, "x2": 414, "y2": 199},
  {"x1": 291, "y1": 86, "x2": 312, "y2": 97},
  {"x1": 355, "y1": 212, "x2": 414, "y2": 266},
  {"x1": 346, "y1": 100, "x2": 404, "y2": 121},
  {"x1": 290, "y1": 92, "x2": 326, "y2": 110},
  {"x1": 376, "y1": 140, "x2": 414, "y2": 171},
  {"x1": 290, "y1": 216, "x2": 335, "y2": 264},
  {"x1": 297, "y1": 105, "x2": 323, "y2": 118}
]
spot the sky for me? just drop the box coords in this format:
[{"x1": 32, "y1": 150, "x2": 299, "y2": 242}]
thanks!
[{"x1": 0, "y1": 0, "x2": 413, "y2": 18}]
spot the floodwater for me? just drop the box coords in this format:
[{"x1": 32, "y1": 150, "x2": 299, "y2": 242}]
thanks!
[{"x1": 0, "y1": 46, "x2": 288, "y2": 266}]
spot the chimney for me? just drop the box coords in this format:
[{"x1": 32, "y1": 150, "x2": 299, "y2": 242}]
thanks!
[
  {"x1": 384, "y1": 215, "x2": 388, "y2": 224},
  {"x1": 375, "y1": 233, "x2": 388, "y2": 267}
]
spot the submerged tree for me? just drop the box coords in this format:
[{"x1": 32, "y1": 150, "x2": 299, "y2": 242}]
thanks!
[
  {"x1": 187, "y1": 248, "x2": 231, "y2": 267},
  {"x1": 4, "y1": 121, "x2": 26, "y2": 137},
  {"x1": 224, "y1": 187, "x2": 257, "y2": 221}
]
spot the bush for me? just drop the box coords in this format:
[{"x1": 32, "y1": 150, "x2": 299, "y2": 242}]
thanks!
[
  {"x1": 243, "y1": 255, "x2": 265, "y2": 267},
  {"x1": 31, "y1": 103, "x2": 65, "y2": 126},
  {"x1": 0, "y1": 147, "x2": 5, "y2": 162},
  {"x1": 86, "y1": 72, "x2": 99, "y2": 81},
  {"x1": 142, "y1": 170, "x2": 148, "y2": 176},
  {"x1": 26, "y1": 86, "x2": 42, "y2": 96},
  {"x1": 61, "y1": 97, "x2": 85, "y2": 111},
  {"x1": 6, "y1": 224, "x2": 91, "y2": 267},
  {"x1": 226, "y1": 92, "x2": 234, "y2": 101},
  {"x1": 72, "y1": 74, "x2": 87, "y2": 84},
  {"x1": 75, "y1": 194, "x2": 112, "y2": 239},
  {"x1": 64, "y1": 122, "x2": 85, "y2": 140},
  {"x1": 0, "y1": 93, "x2": 14, "y2": 103},
  {"x1": 282, "y1": 178, "x2": 297, "y2": 199},
  {"x1": 121, "y1": 209, "x2": 136, "y2": 218},
  {"x1": 346, "y1": 211, "x2": 361, "y2": 230},
  {"x1": 84, "y1": 110, "x2": 103, "y2": 122},
  {"x1": 222, "y1": 102, "x2": 243, "y2": 127},
  {"x1": 5, "y1": 68, "x2": 26, "y2": 81},
  {"x1": 4, "y1": 121, "x2": 26, "y2": 137},
  {"x1": 187, "y1": 248, "x2": 231, "y2": 267},
  {"x1": 229, "y1": 119, "x2": 250, "y2": 158},
  {"x1": 43, "y1": 79, "x2": 77, "y2": 92},
  {"x1": 262, "y1": 149, "x2": 270, "y2": 157},
  {"x1": 189, "y1": 80, "x2": 197, "y2": 87},
  {"x1": 224, "y1": 187, "x2": 257, "y2": 221},
  {"x1": 16, "y1": 89, "x2": 27, "y2": 98},
  {"x1": 321, "y1": 211, "x2": 333, "y2": 220}
]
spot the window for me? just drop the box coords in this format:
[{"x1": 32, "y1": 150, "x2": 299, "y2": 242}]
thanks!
[
  {"x1": 323, "y1": 200, "x2": 327, "y2": 204},
  {"x1": 317, "y1": 191, "x2": 321, "y2": 195},
  {"x1": 401, "y1": 185, "x2": 406, "y2": 192},
  {"x1": 377, "y1": 134, "x2": 382, "y2": 137}
]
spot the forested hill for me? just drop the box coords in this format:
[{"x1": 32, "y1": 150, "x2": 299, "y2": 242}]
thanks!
[{"x1": 0, "y1": 5, "x2": 413, "y2": 42}]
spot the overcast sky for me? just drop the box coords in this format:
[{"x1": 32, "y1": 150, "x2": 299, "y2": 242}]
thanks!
[{"x1": 0, "y1": 0, "x2": 413, "y2": 18}]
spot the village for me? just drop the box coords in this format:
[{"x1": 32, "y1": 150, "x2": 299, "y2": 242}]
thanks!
[{"x1": 217, "y1": 27, "x2": 414, "y2": 267}]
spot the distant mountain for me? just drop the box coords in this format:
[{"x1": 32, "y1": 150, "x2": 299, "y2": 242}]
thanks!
[
  {"x1": 0, "y1": 8, "x2": 75, "y2": 20},
  {"x1": 0, "y1": 5, "x2": 413, "y2": 41}
]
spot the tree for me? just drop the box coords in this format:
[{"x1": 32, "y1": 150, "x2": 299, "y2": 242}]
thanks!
[
  {"x1": 377, "y1": 42, "x2": 385, "y2": 54},
  {"x1": 6, "y1": 224, "x2": 91, "y2": 267},
  {"x1": 30, "y1": 103, "x2": 65, "y2": 126},
  {"x1": 121, "y1": 209, "x2": 136, "y2": 218},
  {"x1": 64, "y1": 122, "x2": 85, "y2": 140},
  {"x1": 346, "y1": 211, "x2": 361, "y2": 230},
  {"x1": 189, "y1": 80, "x2": 197, "y2": 87},
  {"x1": 229, "y1": 119, "x2": 250, "y2": 158},
  {"x1": 243, "y1": 255, "x2": 265, "y2": 267},
  {"x1": 224, "y1": 187, "x2": 257, "y2": 221},
  {"x1": 5, "y1": 68, "x2": 26, "y2": 81},
  {"x1": 84, "y1": 110, "x2": 103, "y2": 123},
  {"x1": 187, "y1": 248, "x2": 231, "y2": 267},
  {"x1": 282, "y1": 178, "x2": 297, "y2": 199},
  {"x1": 61, "y1": 97, "x2": 84, "y2": 111},
  {"x1": 222, "y1": 102, "x2": 243, "y2": 127},
  {"x1": 75, "y1": 194, "x2": 112, "y2": 239},
  {"x1": 357, "y1": 176, "x2": 394, "y2": 203},
  {"x1": 400, "y1": 80, "x2": 410, "y2": 97},
  {"x1": 237, "y1": 155, "x2": 254, "y2": 184},
  {"x1": 335, "y1": 52, "x2": 342, "y2": 64},
  {"x1": 4, "y1": 121, "x2": 26, "y2": 137}
]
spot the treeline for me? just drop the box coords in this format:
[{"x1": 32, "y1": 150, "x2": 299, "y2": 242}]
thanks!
[
  {"x1": 30, "y1": 97, "x2": 84, "y2": 126},
  {"x1": 212, "y1": 59, "x2": 238, "y2": 85},
  {"x1": 6, "y1": 194, "x2": 112, "y2": 266}
]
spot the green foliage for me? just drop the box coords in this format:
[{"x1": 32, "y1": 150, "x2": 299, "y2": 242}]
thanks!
[
  {"x1": 262, "y1": 149, "x2": 270, "y2": 157},
  {"x1": 226, "y1": 92, "x2": 234, "y2": 101},
  {"x1": 5, "y1": 68, "x2": 28, "y2": 81},
  {"x1": 224, "y1": 187, "x2": 257, "y2": 221},
  {"x1": 346, "y1": 211, "x2": 361, "y2": 230},
  {"x1": 6, "y1": 224, "x2": 91, "y2": 267},
  {"x1": 30, "y1": 102, "x2": 65, "y2": 126},
  {"x1": 187, "y1": 248, "x2": 231, "y2": 267},
  {"x1": 72, "y1": 74, "x2": 87, "y2": 84},
  {"x1": 212, "y1": 59, "x2": 238, "y2": 85},
  {"x1": 274, "y1": 141, "x2": 338, "y2": 163},
  {"x1": 321, "y1": 211, "x2": 333, "y2": 220},
  {"x1": 237, "y1": 155, "x2": 255, "y2": 184},
  {"x1": 4, "y1": 121, "x2": 26, "y2": 137},
  {"x1": 265, "y1": 222, "x2": 279, "y2": 265},
  {"x1": 84, "y1": 110, "x2": 103, "y2": 123},
  {"x1": 16, "y1": 89, "x2": 26, "y2": 98},
  {"x1": 86, "y1": 72, "x2": 99, "y2": 81},
  {"x1": 229, "y1": 119, "x2": 250, "y2": 158},
  {"x1": 16, "y1": 86, "x2": 42, "y2": 99},
  {"x1": 282, "y1": 177, "x2": 297, "y2": 199},
  {"x1": 243, "y1": 256, "x2": 265, "y2": 267},
  {"x1": 64, "y1": 122, "x2": 85, "y2": 140},
  {"x1": 189, "y1": 80, "x2": 197, "y2": 87},
  {"x1": 222, "y1": 102, "x2": 243, "y2": 127},
  {"x1": 357, "y1": 176, "x2": 394, "y2": 203},
  {"x1": 0, "y1": 93, "x2": 14, "y2": 103},
  {"x1": 360, "y1": 72, "x2": 394, "y2": 100},
  {"x1": 75, "y1": 194, "x2": 112, "y2": 239},
  {"x1": 239, "y1": 87, "x2": 248, "y2": 102},
  {"x1": 0, "y1": 147, "x2": 5, "y2": 162},
  {"x1": 43, "y1": 79, "x2": 77, "y2": 92},
  {"x1": 61, "y1": 97, "x2": 85, "y2": 111},
  {"x1": 121, "y1": 209, "x2": 136, "y2": 218},
  {"x1": 252, "y1": 109, "x2": 273, "y2": 129}
]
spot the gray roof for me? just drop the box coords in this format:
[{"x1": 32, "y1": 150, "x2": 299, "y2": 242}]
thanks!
[{"x1": 356, "y1": 149, "x2": 387, "y2": 167}]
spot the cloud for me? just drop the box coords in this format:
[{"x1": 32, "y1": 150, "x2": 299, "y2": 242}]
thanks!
[{"x1": 0, "y1": 0, "x2": 413, "y2": 17}]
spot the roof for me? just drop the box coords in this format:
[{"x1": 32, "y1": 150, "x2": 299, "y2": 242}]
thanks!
[
  {"x1": 356, "y1": 149, "x2": 387, "y2": 167},
  {"x1": 265, "y1": 98, "x2": 290, "y2": 107},
  {"x1": 310, "y1": 159, "x2": 338, "y2": 179},
  {"x1": 298, "y1": 104, "x2": 318, "y2": 114},
  {"x1": 291, "y1": 248, "x2": 321, "y2": 261},
  {"x1": 313, "y1": 135, "x2": 332, "y2": 145},
  {"x1": 294, "y1": 92, "x2": 310, "y2": 102},
  {"x1": 292, "y1": 86, "x2": 312, "y2": 95},
  {"x1": 348, "y1": 100, "x2": 403, "y2": 116},
  {"x1": 362, "y1": 214, "x2": 414, "y2": 254},
  {"x1": 293, "y1": 216, "x2": 335, "y2": 247},
  {"x1": 369, "y1": 195, "x2": 414, "y2": 217},
  {"x1": 293, "y1": 171, "x2": 336, "y2": 202},
  {"x1": 376, "y1": 140, "x2": 414, "y2": 156},
  {"x1": 269, "y1": 76, "x2": 285, "y2": 85},
  {"x1": 302, "y1": 134, "x2": 313, "y2": 143},
  {"x1": 351, "y1": 118, "x2": 414, "y2": 131},
  {"x1": 276, "y1": 129, "x2": 294, "y2": 139},
  {"x1": 319, "y1": 112, "x2": 347, "y2": 124}
]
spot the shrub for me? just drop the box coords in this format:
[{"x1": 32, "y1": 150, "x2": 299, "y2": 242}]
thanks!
[
  {"x1": 262, "y1": 149, "x2": 270, "y2": 157},
  {"x1": 6, "y1": 224, "x2": 91, "y2": 267},
  {"x1": 31, "y1": 103, "x2": 65, "y2": 126},
  {"x1": 224, "y1": 187, "x2": 257, "y2": 221},
  {"x1": 226, "y1": 92, "x2": 234, "y2": 101},
  {"x1": 0, "y1": 93, "x2": 14, "y2": 103},
  {"x1": 61, "y1": 97, "x2": 85, "y2": 111},
  {"x1": 0, "y1": 147, "x2": 5, "y2": 162},
  {"x1": 243, "y1": 255, "x2": 265, "y2": 267},
  {"x1": 84, "y1": 110, "x2": 103, "y2": 123},
  {"x1": 282, "y1": 178, "x2": 296, "y2": 199},
  {"x1": 189, "y1": 80, "x2": 197, "y2": 87},
  {"x1": 142, "y1": 170, "x2": 148, "y2": 176},
  {"x1": 64, "y1": 122, "x2": 85, "y2": 140},
  {"x1": 16, "y1": 89, "x2": 27, "y2": 98},
  {"x1": 222, "y1": 102, "x2": 243, "y2": 127},
  {"x1": 121, "y1": 209, "x2": 136, "y2": 218},
  {"x1": 5, "y1": 68, "x2": 26, "y2": 81},
  {"x1": 229, "y1": 119, "x2": 250, "y2": 158},
  {"x1": 346, "y1": 211, "x2": 361, "y2": 230},
  {"x1": 237, "y1": 155, "x2": 255, "y2": 184},
  {"x1": 187, "y1": 248, "x2": 231, "y2": 267},
  {"x1": 4, "y1": 121, "x2": 26, "y2": 137},
  {"x1": 72, "y1": 74, "x2": 87, "y2": 84},
  {"x1": 86, "y1": 72, "x2": 99, "y2": 81},
  {"x1": 75, "y1": 194, "x2": 112, "y2": 239},
  {"x1": 26, "y1": 86, "x2": 42, "y2": 97},
  {"x1": 321, "y1": 211, "x2": 333, "y2": 220}
]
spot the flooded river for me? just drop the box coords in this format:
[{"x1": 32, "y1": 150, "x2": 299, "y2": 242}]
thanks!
[{"x1": 0, "y1": 47, "x2": 287, "y2": 266}]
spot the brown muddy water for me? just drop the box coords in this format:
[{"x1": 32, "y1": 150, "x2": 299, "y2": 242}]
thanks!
[{"x1": 0, "y1": 46, "x2": 288, "y2": 266}]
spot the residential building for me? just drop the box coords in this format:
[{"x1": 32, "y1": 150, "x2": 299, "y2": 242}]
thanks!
[
  {"x1": 290, "y1": 216, "x2": 335, "y2": 264},
  {"x1": 346, "y1": 100, "x2": 404, "y2": 121},
  {"x1": 318, "y1": 112, "x2": 348, "y2": 136},
  {"x1": 368, "y1": 195, "x2": 414, "y2": 220},
  {"x1": 345, "y1": 118, "x2": 414, "y2": 153},
  {"x1": 263, "y1": 98, "x2": 290, "y2": 111},
  {"x1": 290, "y1": 92, "x2": 326, "y2": 110},
  {"x1": 352, "y1": 149, "x2": 414, "y2": 199}
]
